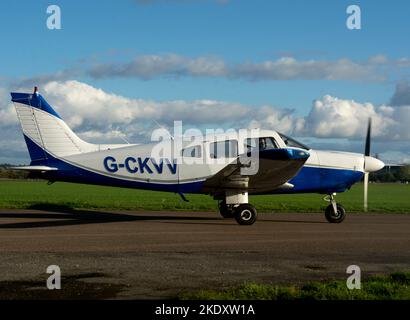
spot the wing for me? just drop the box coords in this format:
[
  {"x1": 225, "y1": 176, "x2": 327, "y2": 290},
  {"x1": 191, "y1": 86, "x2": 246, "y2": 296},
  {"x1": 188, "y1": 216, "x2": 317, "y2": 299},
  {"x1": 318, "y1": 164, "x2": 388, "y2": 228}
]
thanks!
[{"x1": 202, "y1": 148, "x2": 309, "y2": 195}]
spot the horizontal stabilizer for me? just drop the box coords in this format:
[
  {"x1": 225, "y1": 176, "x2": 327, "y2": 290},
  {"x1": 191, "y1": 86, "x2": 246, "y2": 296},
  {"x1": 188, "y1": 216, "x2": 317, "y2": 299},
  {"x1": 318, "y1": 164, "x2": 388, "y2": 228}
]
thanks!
[
  {"x1": 10, "y1": 166, "x2": 58, "y2": 172},
  {"x1": 275, "y1": 182, "x2": 294, "y2": 190}
]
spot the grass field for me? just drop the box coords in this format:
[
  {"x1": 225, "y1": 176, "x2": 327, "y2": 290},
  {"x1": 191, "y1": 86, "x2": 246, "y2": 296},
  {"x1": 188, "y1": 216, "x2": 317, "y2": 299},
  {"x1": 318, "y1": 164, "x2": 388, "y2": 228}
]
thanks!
[
  {"x1": 0, "y1": 180, "x2": 409, "y2": 213},
  {"x1": 179, "y1": 272, "x2": 410, "y2": 300}
]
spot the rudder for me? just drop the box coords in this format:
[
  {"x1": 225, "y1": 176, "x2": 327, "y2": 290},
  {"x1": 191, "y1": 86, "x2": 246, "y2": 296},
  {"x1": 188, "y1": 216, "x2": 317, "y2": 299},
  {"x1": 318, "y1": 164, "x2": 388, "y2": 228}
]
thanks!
[{"x1": 11, "y1": 88, "x2": 97, "y2": 162}]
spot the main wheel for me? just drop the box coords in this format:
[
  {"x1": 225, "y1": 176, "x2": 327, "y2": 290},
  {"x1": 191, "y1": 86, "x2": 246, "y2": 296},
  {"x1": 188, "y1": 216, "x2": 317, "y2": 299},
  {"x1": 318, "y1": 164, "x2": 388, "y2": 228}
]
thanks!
[
  {"x1": 325, "y1": 204, "x2": 346, "y2": 223},
  {"x1": 218, "y1": 201, "x2": 234, "y2": 218},
  {"x1": 234, "y1": 204, "x2": 257, "y2": 225}
]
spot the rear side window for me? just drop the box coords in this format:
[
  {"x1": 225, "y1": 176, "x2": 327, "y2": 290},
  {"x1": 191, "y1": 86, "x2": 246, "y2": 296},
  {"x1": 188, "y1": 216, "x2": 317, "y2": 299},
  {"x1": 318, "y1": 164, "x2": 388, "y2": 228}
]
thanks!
[
  {"x1": 182, "y1": 145, "x2": 202, "y2": 158},
  {"x1": 210, "y1": 140, "x2": 238, "y2": 159}
]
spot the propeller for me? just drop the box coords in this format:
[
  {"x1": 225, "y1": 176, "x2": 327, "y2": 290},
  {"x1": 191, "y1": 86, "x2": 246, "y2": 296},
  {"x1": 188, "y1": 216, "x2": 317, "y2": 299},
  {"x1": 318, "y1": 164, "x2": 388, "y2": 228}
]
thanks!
[
  {"x1": 363, "y1": 118, "x2": 371, "y2": 212},
  {"x1": 363, "y1": 118, "x2": 384, "y2": 212},
  {"x1": 364, "y1": 118, "x2": 371, "y2": 157}
]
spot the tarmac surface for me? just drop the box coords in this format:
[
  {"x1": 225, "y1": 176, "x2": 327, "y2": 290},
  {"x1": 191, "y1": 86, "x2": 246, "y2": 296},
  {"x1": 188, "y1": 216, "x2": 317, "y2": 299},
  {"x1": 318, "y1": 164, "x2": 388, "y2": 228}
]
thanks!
[{"x1": 0, "y1": 209, "x2": 409, "y2": 299}]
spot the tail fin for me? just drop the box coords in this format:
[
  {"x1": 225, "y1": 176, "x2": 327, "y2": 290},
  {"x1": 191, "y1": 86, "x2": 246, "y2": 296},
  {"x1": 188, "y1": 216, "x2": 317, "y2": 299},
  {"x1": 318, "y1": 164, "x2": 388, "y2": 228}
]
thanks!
[{"x1": 11, "y1": 88, "x2": 97, "y2": 164}]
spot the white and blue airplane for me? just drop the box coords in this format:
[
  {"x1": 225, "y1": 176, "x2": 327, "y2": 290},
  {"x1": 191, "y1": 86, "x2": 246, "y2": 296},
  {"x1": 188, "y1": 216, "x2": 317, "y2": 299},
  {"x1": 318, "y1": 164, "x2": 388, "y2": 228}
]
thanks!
[{"x1": 10, "y1": 87, "x2": 384, "y2": 225}]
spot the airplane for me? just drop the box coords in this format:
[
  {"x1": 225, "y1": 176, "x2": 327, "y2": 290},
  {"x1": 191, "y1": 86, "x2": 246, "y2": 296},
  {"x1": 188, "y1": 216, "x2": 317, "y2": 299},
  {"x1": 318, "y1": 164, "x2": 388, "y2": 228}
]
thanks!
[{"x1": 10, "y1": 87, "x2": 385, "y2": 226}]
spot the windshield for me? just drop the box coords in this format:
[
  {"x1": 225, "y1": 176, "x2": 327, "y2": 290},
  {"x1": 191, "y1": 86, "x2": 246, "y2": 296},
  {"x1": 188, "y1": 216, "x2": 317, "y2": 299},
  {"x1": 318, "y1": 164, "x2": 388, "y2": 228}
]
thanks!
[{"x1": 278, "y1": 133, "x2": 310, "y2": 150}]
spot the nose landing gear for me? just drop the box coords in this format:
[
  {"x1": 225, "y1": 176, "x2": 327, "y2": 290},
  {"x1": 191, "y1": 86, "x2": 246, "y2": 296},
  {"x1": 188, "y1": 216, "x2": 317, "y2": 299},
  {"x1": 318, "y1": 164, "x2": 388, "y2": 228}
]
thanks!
[{"x1": 324, "y1": 193, "x2": 346, "y2": 223}]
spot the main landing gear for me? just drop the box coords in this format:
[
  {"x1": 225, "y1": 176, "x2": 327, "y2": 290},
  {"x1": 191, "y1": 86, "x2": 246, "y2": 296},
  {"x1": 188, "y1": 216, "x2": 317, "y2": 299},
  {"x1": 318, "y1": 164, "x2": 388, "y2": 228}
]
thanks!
[
  {"x1": 234, "y1": 203, "x2": 258, "y2": 225},
  {"x1": 218, "y1": 192, "x2": 257, "y2": 226},
  {"x1": 324, "y1": 193, "x2": 346, "y2": 223},
  {"x1": 218, "y1": 200, "x2": 235, "y2": 218},
  {"x1": 218, "y1": 192, "x2": 346, "y2": 225}
]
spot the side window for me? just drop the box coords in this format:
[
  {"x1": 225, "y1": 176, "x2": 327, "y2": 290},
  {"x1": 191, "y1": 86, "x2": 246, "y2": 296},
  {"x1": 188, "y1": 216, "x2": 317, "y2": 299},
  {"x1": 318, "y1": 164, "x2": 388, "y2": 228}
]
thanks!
[
  {"x1": 244, "y1": 137, "x2": 278, "y2": 152},
  {"x1": 182, "y1": 145, "x2": 202, "y2": 158},
  {"x1": 210, "y1": 140, "x2": 238, "y2": 159}
]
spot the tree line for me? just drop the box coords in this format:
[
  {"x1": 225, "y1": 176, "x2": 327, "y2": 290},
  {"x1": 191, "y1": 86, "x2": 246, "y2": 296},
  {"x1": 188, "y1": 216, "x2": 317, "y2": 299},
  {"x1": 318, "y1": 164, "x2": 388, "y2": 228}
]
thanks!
[{"x1": 370, "y1": 165, "x2": 410, "y2": 183}]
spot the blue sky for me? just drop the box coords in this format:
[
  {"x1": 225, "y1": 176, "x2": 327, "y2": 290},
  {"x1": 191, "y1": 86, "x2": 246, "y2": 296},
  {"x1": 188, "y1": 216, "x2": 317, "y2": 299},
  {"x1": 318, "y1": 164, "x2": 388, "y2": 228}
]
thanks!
[
  {"x1": 1, "y1": 0, "x2": 408, "y2": 105},
  {"x1": 1, "y1": 0, "x2": 410, "y2": 163}
]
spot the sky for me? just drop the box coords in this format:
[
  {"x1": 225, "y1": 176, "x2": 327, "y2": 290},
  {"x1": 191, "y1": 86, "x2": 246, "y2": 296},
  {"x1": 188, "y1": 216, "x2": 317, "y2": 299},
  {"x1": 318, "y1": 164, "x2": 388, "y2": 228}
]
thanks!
[{"x1": 0, "y1": 0, "x2": 410, "y2": 164}]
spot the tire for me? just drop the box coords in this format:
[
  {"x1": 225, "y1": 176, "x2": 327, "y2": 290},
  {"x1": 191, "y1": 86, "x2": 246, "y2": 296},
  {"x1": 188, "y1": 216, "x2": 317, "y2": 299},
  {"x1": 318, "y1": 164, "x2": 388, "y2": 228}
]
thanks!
[
  {"x1": 234, "y1": 204, "x2": 257, "y2": 225},
  {"x1": 218, "y1": 201, "x2": 234, "y2": 218},
  {"x1": 325, "y1": 204, "x2": 346, "y2": 223}
]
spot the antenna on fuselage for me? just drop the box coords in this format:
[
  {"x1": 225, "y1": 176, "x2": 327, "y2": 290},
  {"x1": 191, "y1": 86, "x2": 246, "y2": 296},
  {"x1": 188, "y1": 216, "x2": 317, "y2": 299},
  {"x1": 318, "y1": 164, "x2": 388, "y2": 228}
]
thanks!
[
  {"x1": 118, "y1": 134, "x2": 131, "y2": 144},
  {"x1": 153, "y1": 119, "x2": 174, "y2": 140},
  {"x1": 112, "y1": 129, "x2": 131, "y2": 144}
]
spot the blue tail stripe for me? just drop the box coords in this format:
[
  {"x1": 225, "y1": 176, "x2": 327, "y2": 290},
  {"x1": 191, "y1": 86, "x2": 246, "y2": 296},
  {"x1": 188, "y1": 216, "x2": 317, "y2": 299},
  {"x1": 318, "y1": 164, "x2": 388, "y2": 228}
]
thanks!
[
  {"x1": 11, "y1": 92, "x2": 62, "y2": 119},
  {"x1": 23, "y1": 134, "x2": 48, "y2": 164}
]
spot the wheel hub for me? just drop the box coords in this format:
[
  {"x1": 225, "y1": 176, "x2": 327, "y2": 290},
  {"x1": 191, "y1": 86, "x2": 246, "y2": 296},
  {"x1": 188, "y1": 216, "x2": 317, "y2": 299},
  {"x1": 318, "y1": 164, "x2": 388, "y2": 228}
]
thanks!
[
  {"x1": 240, "y1": 209, "x2": 252, "y2": 221},
  {"x1": 333, "y1": 210, "x2": 341, "y2": 218}
]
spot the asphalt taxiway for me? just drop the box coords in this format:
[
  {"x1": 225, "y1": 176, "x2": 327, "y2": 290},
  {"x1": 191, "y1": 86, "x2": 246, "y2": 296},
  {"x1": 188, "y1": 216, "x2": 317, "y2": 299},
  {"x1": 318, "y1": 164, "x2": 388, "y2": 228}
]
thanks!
[{"x1": 0, "y1": 209, "x2": 408, "y2": 299}]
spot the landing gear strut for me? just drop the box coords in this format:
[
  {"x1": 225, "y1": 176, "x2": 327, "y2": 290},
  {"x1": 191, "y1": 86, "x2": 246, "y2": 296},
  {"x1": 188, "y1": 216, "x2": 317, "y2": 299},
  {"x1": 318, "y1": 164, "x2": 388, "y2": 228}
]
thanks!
[{"x1": 324, "y1": 193, "x2": 346, "y2": 223}]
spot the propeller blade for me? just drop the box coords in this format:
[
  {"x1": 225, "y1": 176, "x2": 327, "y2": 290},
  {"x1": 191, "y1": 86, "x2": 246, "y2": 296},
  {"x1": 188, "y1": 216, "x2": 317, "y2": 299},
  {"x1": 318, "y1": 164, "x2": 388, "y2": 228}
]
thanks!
[
  {"x1": 364, "y1": 172, "x2": 369, "y2": 212},
  {"x1": 364, "y1": 118, "x2": 371, "y2": 212},
  {"x1": 364, "y1": 118, "x2": 372, "y2": 156}
]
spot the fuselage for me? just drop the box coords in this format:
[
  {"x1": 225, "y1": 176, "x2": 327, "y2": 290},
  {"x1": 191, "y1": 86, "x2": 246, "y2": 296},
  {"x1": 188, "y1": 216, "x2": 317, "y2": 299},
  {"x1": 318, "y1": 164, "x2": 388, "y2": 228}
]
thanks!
[{"x1": 35, "y1": 129, "x2": 373, "y2": 195}]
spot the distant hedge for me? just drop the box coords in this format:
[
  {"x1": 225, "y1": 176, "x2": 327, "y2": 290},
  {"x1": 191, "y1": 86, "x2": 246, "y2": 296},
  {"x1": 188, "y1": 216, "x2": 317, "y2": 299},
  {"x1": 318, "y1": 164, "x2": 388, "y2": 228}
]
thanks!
[{"x1": 0, "y1": 164, "x2": 29, "y2": 180}]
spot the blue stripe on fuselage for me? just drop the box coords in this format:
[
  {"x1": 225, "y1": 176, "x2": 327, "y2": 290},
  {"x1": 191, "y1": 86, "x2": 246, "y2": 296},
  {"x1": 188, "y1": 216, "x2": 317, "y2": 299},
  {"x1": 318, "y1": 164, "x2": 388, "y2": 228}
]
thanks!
[{"x1": 284, "y1": 165, "x2": 364, "y2": 194}]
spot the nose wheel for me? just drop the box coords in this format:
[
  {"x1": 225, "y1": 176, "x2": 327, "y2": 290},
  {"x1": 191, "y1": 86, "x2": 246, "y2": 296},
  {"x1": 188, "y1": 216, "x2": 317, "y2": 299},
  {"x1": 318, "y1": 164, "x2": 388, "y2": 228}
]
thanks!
[{"x1": 324, "y1": 193, "x2": 346, "y2": 223}]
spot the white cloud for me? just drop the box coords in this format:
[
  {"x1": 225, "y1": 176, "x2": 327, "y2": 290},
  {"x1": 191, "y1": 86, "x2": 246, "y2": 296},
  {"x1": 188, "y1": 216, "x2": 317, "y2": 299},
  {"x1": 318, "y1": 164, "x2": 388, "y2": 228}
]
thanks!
[
  {"x1": 9, "y1": 54, "x2": 410, "y2": 85},
  {"x1": 1, "y1": 80, "x2": 410, "y2": 163},
  {"x1": 5, "y1": 81, "x2": 410, "y2": 140},
  {"x1": 390, "y1": 80, "x2": 410, "y2": 106},
  {"x1": 0, "y1": 88, "x2": 18, "y2": 127},
  {"x1": 379, "y1": 151, "x2": 410, "y2": 164},
  {"x1": 43, "y1": 81, "x2": 227, "y2": 126},
  {"x1": 302, "y1": 95, "x2": 397, "y2": 139},
  {"x1": 26, "y1": 81, "x2": 410, "y2": 143},
  {"x1": 232, "y1": 57, "x2": 382, "y2": 81},
  {"x1": 248, "y1": 106, "x2": 304, "y2": 133},
  {"x1": 88, "y1": 54, "x2": 228, "y2": 80},
  {"x1": 87, "y1": 54, "x2": 394, "y2": 82}
]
